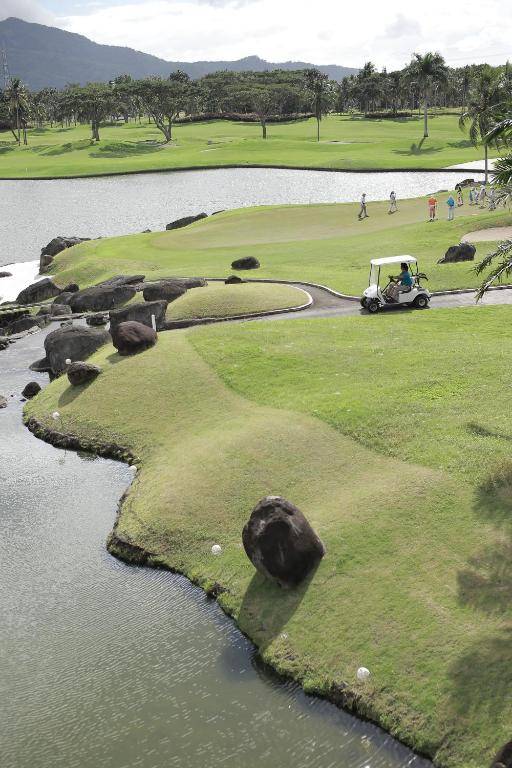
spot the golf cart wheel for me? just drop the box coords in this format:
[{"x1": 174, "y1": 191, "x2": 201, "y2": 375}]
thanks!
[
  {"x1": 360, "y1": 297, "x2": 368, "y2": 308},
  {"x1": 413, "y1": 294, "x2": 429, "y2": 309},
  {"x1": 367, "y1": 299, "x2": 380, "y2": 313}
]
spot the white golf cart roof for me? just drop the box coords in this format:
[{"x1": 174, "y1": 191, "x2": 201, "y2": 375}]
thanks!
[{"x1": 370, "y1": 255, "x2": 417, "y2": 266}]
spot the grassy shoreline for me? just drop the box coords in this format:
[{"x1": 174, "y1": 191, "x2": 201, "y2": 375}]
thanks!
[
  {"x1": 0, "y1": 115, "x2": 488, "y2": 178},
  {"x1": 24, "y1": 306, "x2": 512, "y2": 768}
]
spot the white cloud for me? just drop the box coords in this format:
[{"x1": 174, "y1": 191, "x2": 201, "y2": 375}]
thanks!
[
  {"x1": 56, "y1": 0, "x2": 511, "y2": 69},
  {"x1": 0, "y1": 0, "x2": 55, "y2": 24}
]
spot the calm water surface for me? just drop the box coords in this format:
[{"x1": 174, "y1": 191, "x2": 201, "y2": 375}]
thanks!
[{"x1": 0, "y1": 167, "x2": 483, "y2": 265}]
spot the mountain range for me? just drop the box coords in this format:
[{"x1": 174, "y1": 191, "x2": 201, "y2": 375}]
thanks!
[{"x1": 0, "y1": 17, "x2": 359, "y2": 91}]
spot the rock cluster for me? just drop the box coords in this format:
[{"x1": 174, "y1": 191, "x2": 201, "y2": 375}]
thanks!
[{"x1": 31, "y1": 325, "x2": 110, "y2": 378}]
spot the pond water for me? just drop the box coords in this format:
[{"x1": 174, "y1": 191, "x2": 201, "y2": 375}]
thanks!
[
  {"x1": 0, "y1": 167, "x2": 483, "y2": 265},
  {"x1": 0, "y1": 326, "x2": 431, "y2": 768}
]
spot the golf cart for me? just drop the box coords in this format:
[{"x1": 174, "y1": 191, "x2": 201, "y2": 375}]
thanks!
[{"x1": 360, "y1": 256, "x2": 431, "y2": 313}]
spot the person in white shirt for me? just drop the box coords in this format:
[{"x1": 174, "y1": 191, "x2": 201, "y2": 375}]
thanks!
[
  {"x1": 358, "y1": 193, "x2": 369, "y2": 220},
  {"x1": 389, "y1": 191, "x2": 397, "y2": 214}
]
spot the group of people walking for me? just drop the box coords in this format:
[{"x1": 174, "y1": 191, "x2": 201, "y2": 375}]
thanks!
[{"x1": 357, "y1": 182, "x2": 496, "y2": 223}]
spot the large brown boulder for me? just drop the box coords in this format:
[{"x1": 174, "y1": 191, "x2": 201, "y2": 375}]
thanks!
[
  {"x1": 242, "y1": 496, "x2": 325, "y2": 588},
  {"x1": 109, "y1": 300, "x2": 168, "y2": 332},
  {"x1": 111, "y1": 320, "x2": 157, "y2": 356},
  {"x1": 16, "y1": 278, "x2": 61, "y2": 305},
  {"x1": 67, "y1": 361, "x2": 102, "y2": 386},
  {"x1": 491, "y1": 741, "x2": 512, "y2": 768},
  {"x1": 40, "y1": 325, "x2": 110, "y2": 376},
  {"x1": 21, "y1": 381, "x2": 41, "y2": 399},
  {"x1": 166, "y1": 213, "x2": 207, "y2": 230},
  {"x1": 0, "y1": 271, "x2": 12, "y2": 278},
  {"x1": 438, "y1": 243, "x2": 476, "y2": 264},
  {"x1": 69, "y1": 284, "x2": 136, "y2": 312},
  {"x1": 231, "y1": 256, "x2": 260, "y2": 270},
  {"x1": 142, "y1": 281, "x2": 187, "y2": 303}
]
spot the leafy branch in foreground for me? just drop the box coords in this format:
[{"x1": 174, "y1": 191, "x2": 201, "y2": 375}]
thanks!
[{"x1": 475, "y1": 239, "x2": 512, "y2": 300}]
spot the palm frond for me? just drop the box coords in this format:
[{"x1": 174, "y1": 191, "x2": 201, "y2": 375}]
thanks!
[{"x1": 475, "y1": 239, "x2": 512, "y2": 300}]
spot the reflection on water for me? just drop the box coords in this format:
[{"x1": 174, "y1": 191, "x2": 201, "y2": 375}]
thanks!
[
  {"x1": 0, "y1": 327, "x2": 431, "y2": 768},
  {"x1": 0, "y1": 167, "x2": 483, "y2": 265}
]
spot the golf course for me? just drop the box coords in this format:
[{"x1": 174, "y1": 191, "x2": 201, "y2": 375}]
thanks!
[
  {"x1": 0, "y1": 113, "x2": 489, "y2": 178},
  {"x1": 23, "y1": 191, "x2": 512, "y2": 768}
]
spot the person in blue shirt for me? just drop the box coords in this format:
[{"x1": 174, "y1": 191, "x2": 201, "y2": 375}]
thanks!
[
  {"x1": 386, "y1": 262, "x2": 414, "y2": 302},
  {"x1": 446, "y1": 195, "x2": 456, "y2": 220}
]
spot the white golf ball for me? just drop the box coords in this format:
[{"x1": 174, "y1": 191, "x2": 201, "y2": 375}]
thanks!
[
  {"x1": 211, "y1": 544, "x2": 222, "y2": 555},
  {"x1": 356, "y1": 667, "x2": 371, "y2": 681},
  {"x1": 51, "y1": 411, "x2": 60, "y2": 421},
  {"x1": 65, "y1": 359, "x2": 71, "y2": 365}
]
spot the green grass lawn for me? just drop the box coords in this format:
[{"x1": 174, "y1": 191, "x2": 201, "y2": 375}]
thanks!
[
  {"x1": 165, "y1": 282, "x2": 308, "y2": 320},
  {"x1": 0, "y1": 114, "x2": 490, "y2": 177},
  {"x1": 49, "y1": 196, "x2": 512, "y2": 295},
  {"x1": 25, "y1": 304, "x2": 512, "y2": 767}
]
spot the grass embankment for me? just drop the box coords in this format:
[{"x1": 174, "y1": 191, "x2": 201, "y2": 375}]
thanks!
[
  {"x1": 26, "y1": 305, "x2": 512, "y2": 767},
  {"x1": 49, "y1": 197, "x2": 512, "y2": 295},
  {"x1": 0, "y1": 114, "x2": 487, "y2": 178},
  {"x1": 165, "y1": 282, "x2": 308, "y2": 320}
]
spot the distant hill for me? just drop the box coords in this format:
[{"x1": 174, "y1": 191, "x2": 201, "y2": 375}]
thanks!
[{"x1": 0, "y1": 17, "x2": 359, "y2": 90}]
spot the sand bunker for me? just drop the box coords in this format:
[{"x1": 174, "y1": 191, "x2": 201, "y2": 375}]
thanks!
[{"x1": 462, "y1": 226, "x2": 512, "y2": 243}]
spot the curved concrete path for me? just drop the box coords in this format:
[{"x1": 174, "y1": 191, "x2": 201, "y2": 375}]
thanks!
[{"x1": 243, "y1": 280, "x2": 512, "y2": 322}]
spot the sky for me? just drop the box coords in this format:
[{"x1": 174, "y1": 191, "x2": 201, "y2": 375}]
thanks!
[{"x1": 1, "y1": 0, "x2": 511, "y2": 69}]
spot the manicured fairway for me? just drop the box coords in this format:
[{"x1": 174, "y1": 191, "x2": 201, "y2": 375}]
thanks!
[
  {"x1": 26, "y1": 304, "x2": 512, "y2": 768},
  {"x1": 0, "y1": 114, "x2": 488, "y2": 177},
  {"x1": 165, "y1": 281, "x2": 308, "y2": 320},
  {"x1": 49, "y1": 196, "x2": 512, "y2": 295}
]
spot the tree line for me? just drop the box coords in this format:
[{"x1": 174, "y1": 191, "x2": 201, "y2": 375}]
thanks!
[{"x1": 1, "y1": 52, "x2": 511, "y2": 181}]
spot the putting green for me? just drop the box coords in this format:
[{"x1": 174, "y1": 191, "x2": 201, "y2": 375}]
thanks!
[{"x1": 0, "y1": 114, "x2": 488, "y2": 178}]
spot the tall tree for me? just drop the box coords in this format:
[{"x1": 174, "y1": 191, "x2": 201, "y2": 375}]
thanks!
[
  {"x1": 75, "y1": 82, "x2": 117, "y2": 141},
  {"x1": 4, "y1": 77, "x2": 30, "y2": 144},
  {"x1": 404, "y1": 52, "x2": 448, "y2": 137},
  {"x1": 303, "y1": 68, "x2": 329, "y2": 141},
  {"x1": 135, "y1": 77, "x2": 188, "y2": 142},
  {"x1": 459, "y1": 66, "x2": 503, "y2": 182}
]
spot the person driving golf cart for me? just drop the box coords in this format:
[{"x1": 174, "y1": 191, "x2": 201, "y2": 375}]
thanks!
[{"x1": 385, "y1": 262, "x2": 413, "y2": 302}]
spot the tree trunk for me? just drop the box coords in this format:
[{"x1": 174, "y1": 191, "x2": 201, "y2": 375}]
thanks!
[
  {"x1": 168, "y1": 118, "x2": 172, "y2": 141},
  {"x1": 261, "y1": 119, "x2": 267, "y2": 139},
  {"x1": 484, "y1": 142, "x2": 489, "y2": 184},
  {"x1": 423, "y1": 96, "x2": 429, "y2": 138},
  {"x1": 317, "y1": 116, "x2": 320, "y2": 142}
]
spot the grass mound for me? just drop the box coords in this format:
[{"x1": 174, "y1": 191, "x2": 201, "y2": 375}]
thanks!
[
  {"x1": 0, "y1": 114, "x2": 490, "y2": 178},
  {"x1": 49, "y1": 198, "x2": 512, "y2": 295},
  {"x1": 165, "y1": 282, "x2": 308, "y2": 320},
  {"x1": 26, "y1": 304, "x2": 512, "y2": 767}
]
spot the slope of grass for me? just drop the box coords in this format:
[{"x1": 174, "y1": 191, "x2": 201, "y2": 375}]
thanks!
[
  {"x1": 165, "y1": 282, "x2": 308, "y2": 320},
  {"x1": 26, "y1": 305, "x2": 512, "y2": 767},
  {"x1": 49, "y1": 197, "x2": 512, "y2": 295},
  {"x1": 0, "y1": 114, "x2": 488, "y2": 178}
]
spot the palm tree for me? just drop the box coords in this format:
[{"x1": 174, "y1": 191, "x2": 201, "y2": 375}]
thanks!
[
  {"x1": 459, "y1": 66, "x2": 503, "y2": 183},
  {"x1": 303, "y1": 68, "x2": 330, "y2": 141},
  {"x1": 5, "y1": 77, "x2": 30, "y2": 144},
  {"x1": 404, "y1": 52, "x2": 448, "y2": 138}
]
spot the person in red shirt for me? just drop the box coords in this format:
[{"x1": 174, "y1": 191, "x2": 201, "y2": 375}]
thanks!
[{"x1": 428, "y1": 195, "x2": 437, "y2": 221}]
